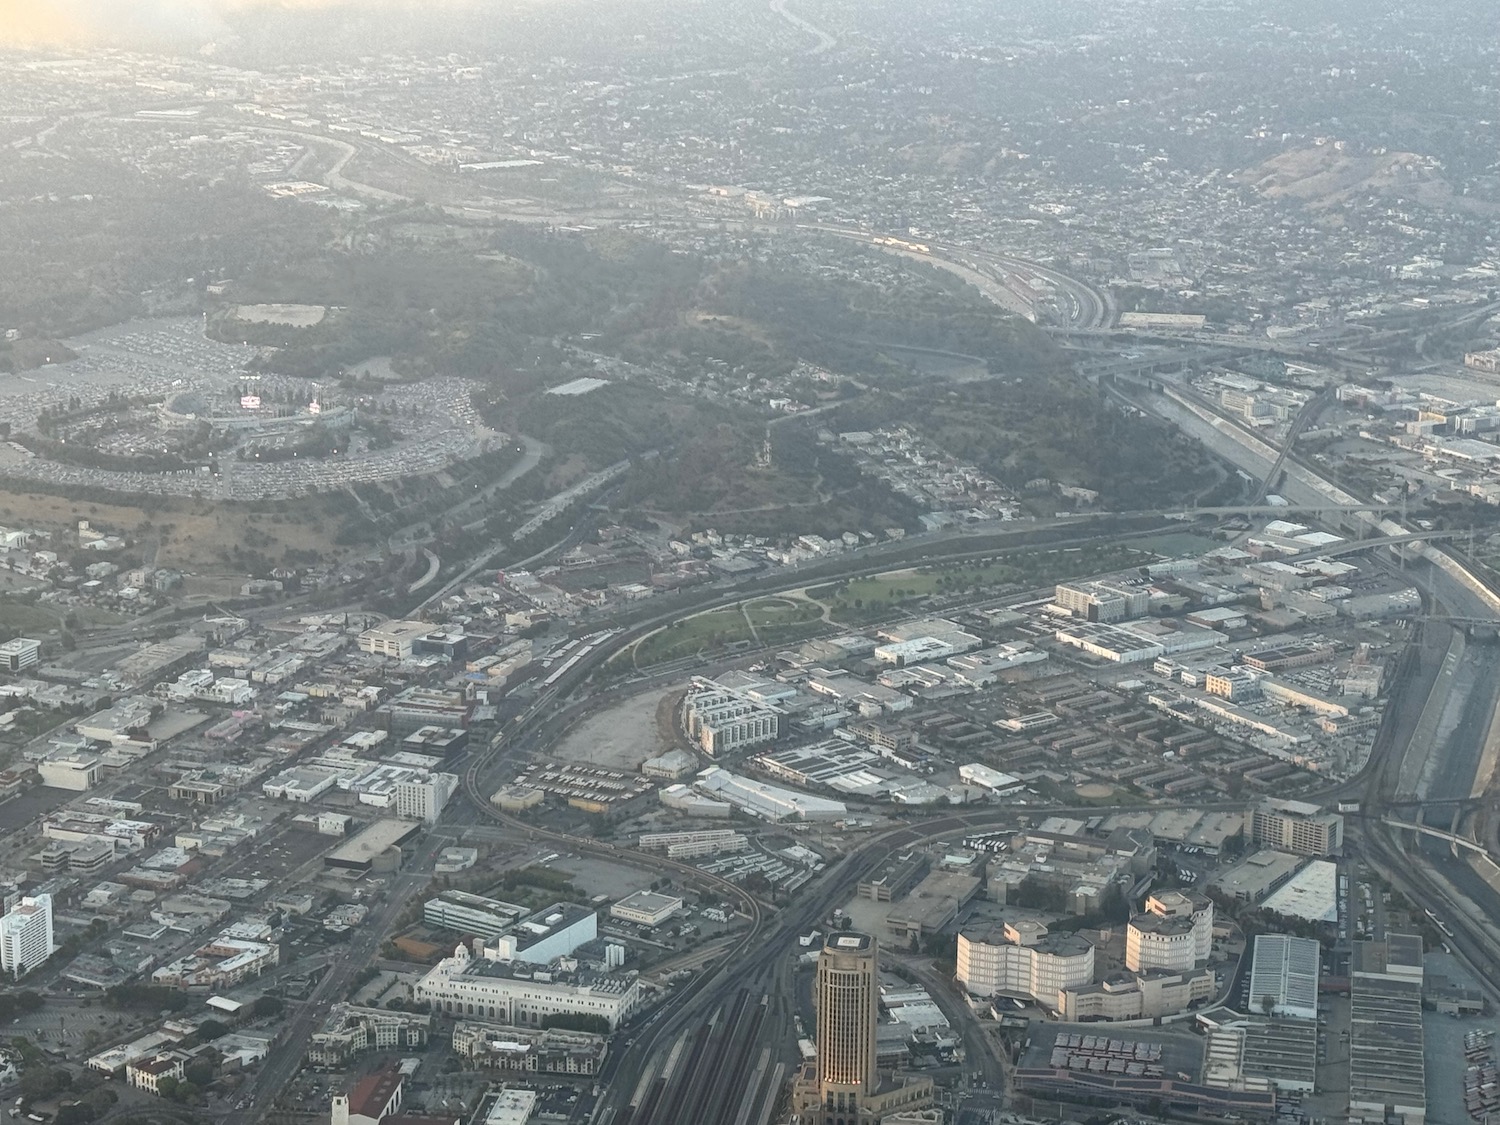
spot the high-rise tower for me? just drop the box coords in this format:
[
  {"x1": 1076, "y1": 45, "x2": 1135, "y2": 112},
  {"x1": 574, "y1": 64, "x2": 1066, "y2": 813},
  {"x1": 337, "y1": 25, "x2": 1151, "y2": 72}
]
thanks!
[
  {"x1": 793, "y1": 931, "x2": 935, "y2": 1125},
  {"x1": 815, "y1": 932, "x2": 880, "y2": 1102},
  {"x1": 0, "y1": 894, "x2": 54, "y2": 978}
]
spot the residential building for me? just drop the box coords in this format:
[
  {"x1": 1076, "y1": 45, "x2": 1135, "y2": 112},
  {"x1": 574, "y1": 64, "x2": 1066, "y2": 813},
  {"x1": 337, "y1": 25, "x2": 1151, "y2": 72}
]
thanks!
[
  {"x1": 683, "y1": 685, "x2": 784, "y2": 756},
  {"x1": 637, "y1": 829, "x2": 748, "y2": 859},
  {"x1": 956, "y1": 921, "x2": 1094, "y2": 1010},
  {"x1": 393, "y1": 772, "x2": 459, "y2": 823},
  {"x1": 0, "y1": 894, "x2": 54, "y2": 978},
  {"x1": 1251, "y1": 799, "x2": 1343, "y2": 856},
  {"x1": 1125, "y1": 891, "x2": 1213, "y2": 973},
  {"x1": 309, "y1": 1005, "x2": 431, "y2": 1068},
  {"x1": 450, "y1": 1023, "x2": 609, "y2": 1075},
  {"x1": 1054, "y1": 580, "x2": 1150, "y2": 623}
]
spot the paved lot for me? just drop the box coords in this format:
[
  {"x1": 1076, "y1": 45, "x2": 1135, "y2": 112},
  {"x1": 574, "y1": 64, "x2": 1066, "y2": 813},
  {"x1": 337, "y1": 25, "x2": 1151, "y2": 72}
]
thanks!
[
  {"x1": 548, "y1": 687, "x2": 671, "y2": 771},
  {"x1": 1424, "y1": 951, "x2": 1498, "y2": 1125}
]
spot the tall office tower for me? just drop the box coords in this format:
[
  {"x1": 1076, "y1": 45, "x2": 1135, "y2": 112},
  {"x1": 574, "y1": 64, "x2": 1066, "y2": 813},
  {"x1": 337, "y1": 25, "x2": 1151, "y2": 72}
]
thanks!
[
  {"x1": 815, "y1": 933, "x2": 880, "y2": 1102},
  {"x1": 0, "y1": 894, "x2": 54, "y2": 978},
  {"x1": 793, "y1": 932, "x2": 935, "y2": 1125}
]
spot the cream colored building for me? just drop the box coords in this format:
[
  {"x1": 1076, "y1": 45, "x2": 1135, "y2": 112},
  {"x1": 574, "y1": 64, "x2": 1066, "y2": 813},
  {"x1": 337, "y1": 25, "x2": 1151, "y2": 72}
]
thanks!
[
  {"x1": 792, "y1": 933, "x2": 934, "y2": 1125},
  {"x1": 1126, "y1": 891, "x2": 1213, "y2": 973},
  {"x1": 956, "y1": 921, "x2": 1094, "y2": 1011},
  {"x1": 1060, "y1": 967, "x2": 1215, "y2": 1021}
]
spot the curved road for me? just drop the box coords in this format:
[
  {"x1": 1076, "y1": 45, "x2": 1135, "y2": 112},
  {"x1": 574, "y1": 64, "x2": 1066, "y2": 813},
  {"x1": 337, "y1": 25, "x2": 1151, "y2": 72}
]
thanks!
[{"x1": 769, "y1": 0, "x2": 836, "y2": 54}]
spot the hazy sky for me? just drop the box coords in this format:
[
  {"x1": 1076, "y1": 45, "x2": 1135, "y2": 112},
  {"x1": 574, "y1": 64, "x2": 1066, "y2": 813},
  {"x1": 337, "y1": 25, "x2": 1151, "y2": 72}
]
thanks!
[{"x1": 0, "y1": 0, "x2": 485, "y2": 48}]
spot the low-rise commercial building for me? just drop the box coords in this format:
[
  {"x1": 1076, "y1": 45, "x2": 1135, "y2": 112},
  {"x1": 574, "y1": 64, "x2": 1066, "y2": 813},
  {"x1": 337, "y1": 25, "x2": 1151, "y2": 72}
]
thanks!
[
  {"x1": 39, "y1": 755, "x2": 101, "y2": 791},
  {"x1": 424, "y1": 891, "x2": 529, "y2": 941},
  {"x1": 1247, "y1": 934, "x2": 1321, "y2": 1021},
  {"x1": 152, "y1": 926, "x2": 279, "y2": 989},
  {"x1": 127, "y1": 1054, "x2": 186, "y2": 1096},
  {"x1": 1348, "y1": 935, "x2": 1426, "y2": 1125},
  {"x1": 491, "y1": 904, "x2": 597, "y2": 964},
  {"x1": 0, "y1": 637, "x2": 41, "y2": 672},
  {"x1": 324, "y1": 819, "x2": 421, "y2": 875},
  {"x1": 610, "y1": 891, "x2": 682, "y2": 927},
  {"x1": 887, "y1": 870, "x2": 983, "y2": 941},
  {"x1": 358, "y1": 620, "x2": 435, "y2": 660},
  {"x1": 693, "y1": 766, "x2": 846, "y2": 821},
  {"x1": 1059, "y1": 967, "x2": 1215, "y2": 1022}
]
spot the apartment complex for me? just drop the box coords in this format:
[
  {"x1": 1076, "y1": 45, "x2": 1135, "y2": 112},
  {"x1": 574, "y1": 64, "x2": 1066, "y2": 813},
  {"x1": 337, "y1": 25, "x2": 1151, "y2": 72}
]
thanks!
[
  {"x1": 309, "y1": 1004, "x2": 431, "y2": 1067},
  {"x1": 0, "y1": 894, "x2": 54, "y2": 977},
  {"x1": 450, "y1": 1022, "x2": 609, "y2": 1075},
  {"x1": 683, "y1": 684, "x2": 784, "y2": 756},
  {"x1": 1251, "y1": 798, "x2": 1343, "y2": 856}
]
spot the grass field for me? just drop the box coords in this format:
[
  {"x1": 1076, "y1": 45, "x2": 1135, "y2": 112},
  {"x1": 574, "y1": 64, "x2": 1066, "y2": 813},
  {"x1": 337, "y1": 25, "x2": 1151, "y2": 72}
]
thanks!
[
  {"x1": 811, "y1": 542, "x2": 1153, "y2": 624},
  {"x1": 0, "y1": 600, "x2": 63, "y2": 635},
  {"x1": 744, "y1": 597, "x2": 822, "y2": 629},
  {"x1": 632, "y1": 597, "x2": 826, "y2": 666},
  {"x1": 1127, "y1": 531, "x2": 1221, "y2": 558}
]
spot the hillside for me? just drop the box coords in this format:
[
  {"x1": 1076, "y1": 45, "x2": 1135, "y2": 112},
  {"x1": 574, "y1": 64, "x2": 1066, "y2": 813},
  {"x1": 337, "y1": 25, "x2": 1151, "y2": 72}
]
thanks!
[{"x1": 1238, "y1": 145, "x2": 1447, "y2": 209}]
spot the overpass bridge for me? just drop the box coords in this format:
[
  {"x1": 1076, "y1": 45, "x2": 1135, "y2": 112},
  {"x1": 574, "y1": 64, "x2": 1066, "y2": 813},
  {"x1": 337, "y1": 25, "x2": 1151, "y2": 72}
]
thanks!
[
  {"x1": 1384, "y1": 818, "x2": 1490, "y2": 858},
  {"x1": 1161, "y1": 502, "x2": 1401, "y2": 518}
]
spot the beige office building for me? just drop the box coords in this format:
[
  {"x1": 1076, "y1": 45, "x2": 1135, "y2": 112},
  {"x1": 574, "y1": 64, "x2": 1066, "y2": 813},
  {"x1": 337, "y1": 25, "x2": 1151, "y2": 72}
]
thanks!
[{"x1": 793, "y1": 933, "x2": 934, "y2": 1125}]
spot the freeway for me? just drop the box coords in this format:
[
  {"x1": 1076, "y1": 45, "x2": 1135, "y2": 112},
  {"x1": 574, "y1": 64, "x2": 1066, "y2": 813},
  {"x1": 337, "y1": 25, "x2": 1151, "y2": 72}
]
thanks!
[
  {"x1": 1121, "y1": 341, "x2": 1500, "y2": 1019},
  {"x1": 1249, "y1": 387, "x2": 1333, "y2": 505}
]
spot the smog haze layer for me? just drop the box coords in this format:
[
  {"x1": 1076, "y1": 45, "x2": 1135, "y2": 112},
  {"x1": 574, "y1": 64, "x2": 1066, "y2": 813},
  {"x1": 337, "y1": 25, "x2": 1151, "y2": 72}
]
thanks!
[{"x1": 0, "y1": 0, "x2": 524, "y2": 52}]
